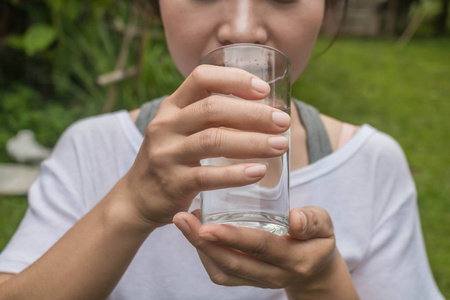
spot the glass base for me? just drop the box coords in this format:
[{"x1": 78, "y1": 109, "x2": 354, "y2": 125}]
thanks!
[{"x1": 202, "y1": 211, "x2": 289, "y2": 236}]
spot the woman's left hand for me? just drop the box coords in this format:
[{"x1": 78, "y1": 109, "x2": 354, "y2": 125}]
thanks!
[{"x1": 173, "y1": 207, "x2": 358, "y2": 299}]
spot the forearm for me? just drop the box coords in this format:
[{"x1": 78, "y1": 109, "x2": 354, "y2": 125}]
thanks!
[
  {"x1": 285, "y1": 250, "x2": 359, "y2": 300},
  {"x1": 0, "y1": 178, "x2": 156, "y2": 300}
]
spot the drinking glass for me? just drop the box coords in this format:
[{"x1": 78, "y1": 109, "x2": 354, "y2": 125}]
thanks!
[{"x1": 199, "y1": 44, "x2": 291, "y2": 235}]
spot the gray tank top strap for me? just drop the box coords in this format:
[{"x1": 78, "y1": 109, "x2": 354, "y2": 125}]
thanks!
[
  {"x1": 135, "y1": 96, "x2": 166, "y2": 136},
  {"x1": 135, "y1": 97, "x2": 332, "y2": 164},
  {"x1": 293, "y1": 99, "x2": 332, "y2": 164}
]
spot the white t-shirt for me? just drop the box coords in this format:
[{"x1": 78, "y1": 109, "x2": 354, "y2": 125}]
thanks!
[{"x1": 0, "y1": 111, "x2": 443, "y2": 299}]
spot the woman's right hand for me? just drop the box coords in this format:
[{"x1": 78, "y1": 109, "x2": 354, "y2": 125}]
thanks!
[
  {"x1": 0, "y1": 65, "x2": 291, "y2": 300},
  {"x1": 121, "y1": 65, "x2": 291, "y2": 228}
]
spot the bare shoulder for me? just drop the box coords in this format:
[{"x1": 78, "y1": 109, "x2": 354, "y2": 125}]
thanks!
[
  {"x1": 0, "y1": 272, "x2": 14, "y2": 285},
  {"x1": 320, "y1": 114, "x2": 360, "y2": 151},
  {"x1": 129, "y1": 108, "x2": 141, "y2": 123}
]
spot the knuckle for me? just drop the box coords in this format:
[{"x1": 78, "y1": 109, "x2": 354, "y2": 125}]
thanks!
[
  {"x1": 222, "y1": 167, "x2": 237, "y2": 183},
  {"x1": 252, "y1": 103, "x2": 267, "y2": 121},
  {"x1": 248, "y1": 239, "x2": 269, "y2": 258},
  {"x1": 147, "y1": 145, "x2": 168, "y2": 166},
  {"x1": 158, "y1": 97, "x2": 171, "y2": 110},
  {"x1": 199, "y1": 128, "x2": 223, "y2": 153},
  {"x1": 234, "y1": 68, "x2": 251, "y2": 81},
  {"x1": 304, "y1": 207, "x2": 334, "y2": 237},
  {"x1": 199, "y1": 96, "x2": 221, "y2": 119},
  {"x1": 303, "y1": 209, "x2": 320, "y2": 236},
  {"x1": 145, "y1": 117, "x2": 170, "y2": 139},
  {"x1": 271, "y1": 278, "x2": 288, "y2": 289},
  {"x1": 144, "y1": 121, "x2": 159, "y2": 139},
  {"x1": 310, "y1": 212, "x2": 320, "y2": 235},
  {"x1": 220, "y1": 257, "x2": 240, "y2": 274},
  {"x1": 292, "y1": 261, "x2": 313, "y2": 279},
  {"x1": 147, "y1": 139, "x2": 176, "y2": 166},
  {"x1": 190, "y1": 65, "x2": 209, "y2": 85},
  {"x1": 194, "y1": 168, "x2": 210, "y2": 190},
  {"x1": 209, "y1": 272, "x2": 229, "y2": 286},
  {"x1": 194, "y1": 240, "x2": 209, "y2": 252}
]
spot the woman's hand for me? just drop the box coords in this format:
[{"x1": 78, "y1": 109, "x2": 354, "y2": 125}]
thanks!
[
  {"x1": 173, "y1": 207, "x2": 359, "y2": 300},
  {"x1": 121, "y1": 65, "x2": 291, "y2": 228}
]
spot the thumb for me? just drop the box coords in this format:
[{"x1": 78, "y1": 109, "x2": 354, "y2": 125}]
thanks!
[{"x1": 288, "y1": 206, "x2": 334, "y2": 240}]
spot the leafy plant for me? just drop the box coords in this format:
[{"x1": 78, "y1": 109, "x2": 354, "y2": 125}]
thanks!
[
  {"x1": 0, "y1": 0, "x2": 182, "y2": 161},
  {"x1": 4, "y1": 24, "x2": 57, "y2": 56}
]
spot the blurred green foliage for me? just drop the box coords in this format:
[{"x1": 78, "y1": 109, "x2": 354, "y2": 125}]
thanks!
[
  {"x1": 0, "y1": 0, "x2": 182, "y2": 161},
  {"x1": 4, "y1": 23, "x2": 57, "y2": 56}
]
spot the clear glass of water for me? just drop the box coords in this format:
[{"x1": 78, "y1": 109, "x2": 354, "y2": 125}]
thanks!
[{"x1": 199, "y1": 44, "x2": 291, "y2": 236}]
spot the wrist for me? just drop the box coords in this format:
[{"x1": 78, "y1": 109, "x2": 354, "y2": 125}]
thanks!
[{"x1": 102, "y1": 177, "x2": 160, "y2": 236}]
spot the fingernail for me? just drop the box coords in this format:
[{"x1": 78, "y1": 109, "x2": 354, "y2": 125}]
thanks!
[
  {"x1": 268, "y1": 136, "x2": 288, "y2": 150},
  {"x1": 251, "y1": 78, "x2": 270, "y2": 94},
  {"x1": 245, "y1": 165, "x2": 266, "y2": 178},
  {"x1": 272, "y1": 111, "x2": 291, "y2": 127},
  {"x1": 199, "y1": 232, "x2": 218, "y2": 242},
  {"x1": 298, "y1": 211, "x2": 307, "y2": 232},
  {"x1": 173, "y1": 218, "x2": 191, "y2": 235}
]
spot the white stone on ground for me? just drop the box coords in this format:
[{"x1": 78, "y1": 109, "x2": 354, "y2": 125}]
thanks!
[
  {"x1": 0, "y1": 164, "x2": 40, "y2": 196},
  {"x1": 6, "y1": 130, "x2": 51, "y2": 164}
]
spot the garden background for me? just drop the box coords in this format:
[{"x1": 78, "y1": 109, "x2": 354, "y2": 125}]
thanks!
[{"x1": 0, "y1": 0, "x2": 449, "y2": 296}]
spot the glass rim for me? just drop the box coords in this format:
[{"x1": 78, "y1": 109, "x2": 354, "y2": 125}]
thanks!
[{"x1": 199, "y1": 43, "x2": 291, "y2": 66}]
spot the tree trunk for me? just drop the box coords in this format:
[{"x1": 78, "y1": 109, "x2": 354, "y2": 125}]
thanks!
[
  {"x1": 385, "y1": 0, "x2": 399, "y2": 35},
  {"x1": 436, "y1": 0, "x2": 449, "y2": 35}
]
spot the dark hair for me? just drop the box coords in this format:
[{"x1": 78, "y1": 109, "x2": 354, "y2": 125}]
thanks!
[
  {"x1": 147, "y1": 0, "x2": 160, "y2": 16},
  {"x1": 319, "y1": 0, "x2": 349, "y2": 55},
  {"x1": 130, "y1": 0, "x2": 159, "y2": 18}
]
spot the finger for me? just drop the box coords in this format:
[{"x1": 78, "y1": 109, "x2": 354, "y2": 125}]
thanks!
[
  {"x1": 196, "y1": 222, "x2": 292, "y2": 266},
  {"x1": 169, "y1": 65, "x2": 270, "y2": 108},
  {"x1": 176, "y1": 96, "x2": 290, "y2": 135},
  {"x1": 173, "y1": 212, "x2": 286, "y2": 288},
  {"x1": 180, "y1": 128, "x2": 288, "y2": 162},
  {"x1": 288, "y1": 207, "x2": 334, "y2": 241},
  {"x1": 196, "y1": 250, "x2": 272, "y2": 288},
  {"x1": 186, "y1": 164, "x2": 267, "y2": 192}
]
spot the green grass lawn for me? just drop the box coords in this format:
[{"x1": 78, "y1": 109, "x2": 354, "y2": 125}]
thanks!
[
  {"x1": 0, "y1": 36, "x2": 449, "y2": 296},
  {"x1": 293, "y1": 36, "x2": 450, "y2": 296},
  {"x1": 0, "y1": 196, "x2": 28, "y2": 249}
]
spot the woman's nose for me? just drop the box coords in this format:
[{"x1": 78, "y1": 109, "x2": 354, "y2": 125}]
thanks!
[{"x1": 217, "y1": 0, "x2": 268, "y2": 45}]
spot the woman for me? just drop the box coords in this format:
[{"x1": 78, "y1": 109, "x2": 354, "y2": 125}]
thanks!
[{"x1": 0, "y1": 0, "x2": 443, "y2": 299}]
